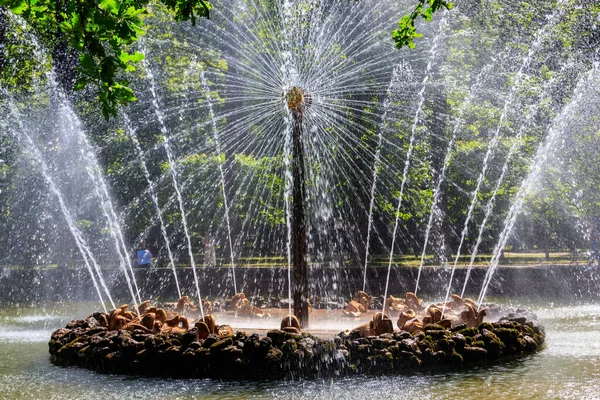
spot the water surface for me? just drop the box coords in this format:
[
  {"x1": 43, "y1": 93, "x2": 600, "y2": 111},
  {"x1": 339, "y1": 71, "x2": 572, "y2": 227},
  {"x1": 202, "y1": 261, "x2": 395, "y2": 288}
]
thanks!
[{"x1": 0, "y1": 299, "x2": 598, "y2": 399}]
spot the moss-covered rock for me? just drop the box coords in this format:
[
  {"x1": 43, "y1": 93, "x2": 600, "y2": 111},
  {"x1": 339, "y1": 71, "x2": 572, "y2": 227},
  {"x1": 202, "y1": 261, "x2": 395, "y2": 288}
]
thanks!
[
  {"x1": 481, "y1": 329, "x2": 505, "y2": 357},
  {"x1": 493, "y1": 327, "x2": 519, "y2": 343},
  {"x1": 458, "y1": 327, "x2": 479, "y2": 337},
  {"x1": 210, "y1": 337, "x2": 233, "y2": 354},
  {"x1": 48, "y1": 310, "x2": 545, "y2": 379},
  {"x1": 423, "y1": 323, "x2": 446, "y2": 331},
  {"x1": 477, "y1": 322, "x2": 494, "y2": 332},
  {"x1": 451, "y1": 333, "x2": 466, "y2": 351},
  {"x1": 462, "y1": 346, "x2": 488, "y2": 362}
]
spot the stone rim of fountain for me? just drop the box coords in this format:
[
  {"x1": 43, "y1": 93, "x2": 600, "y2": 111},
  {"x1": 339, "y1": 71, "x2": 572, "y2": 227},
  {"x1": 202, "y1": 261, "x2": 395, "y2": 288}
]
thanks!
[{"x1": 48, "y1": 293, "x2": 545, "y2": 380}]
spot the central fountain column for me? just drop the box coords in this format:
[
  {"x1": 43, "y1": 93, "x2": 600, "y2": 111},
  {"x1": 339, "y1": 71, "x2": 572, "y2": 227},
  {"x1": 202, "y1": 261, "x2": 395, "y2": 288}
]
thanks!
[{"x1": 285, "y1": 87, "x2": 310, "y2": 328}]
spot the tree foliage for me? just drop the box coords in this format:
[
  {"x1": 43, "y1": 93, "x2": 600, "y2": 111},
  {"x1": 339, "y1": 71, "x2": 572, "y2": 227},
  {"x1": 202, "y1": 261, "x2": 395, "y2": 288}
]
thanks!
[
  {"x1": 0, "y1": 0, "x2": 450, "y2": 120},
  {"x1": 0, "y1": 0, "x2": 211, "y2": 119},
  {"x1": 2, "y1": 0, "x2": 600, "y2": 268},
  {"x1": 392, "y1": 0, "x2": 453, "y2": 49}
]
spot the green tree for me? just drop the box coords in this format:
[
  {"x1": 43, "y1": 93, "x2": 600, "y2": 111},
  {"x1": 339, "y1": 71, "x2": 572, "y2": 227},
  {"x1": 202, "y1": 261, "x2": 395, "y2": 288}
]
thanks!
[
  {"x1": 0, "y1": 0, "x2": 211, "y2": 118},
  {"x1": 393, "y1": 0, "x2": 453, "y2": 49}
]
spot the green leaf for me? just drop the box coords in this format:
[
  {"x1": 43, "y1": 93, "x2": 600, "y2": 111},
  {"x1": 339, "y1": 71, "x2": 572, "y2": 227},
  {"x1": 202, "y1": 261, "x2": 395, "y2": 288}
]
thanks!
[
  {"x1": 3, "y1": 0, "x2": 27, "y2": 14},
  {"x1": 79, "y1": 54, "x2": 96, "y2": 74},
  {"x1": 99, "y1": 0, "x2": 119, "y2": 14},
  {"x1": 422, "y1": 7, "x2": 434, "y2": 21},
  {"x1": 393, "y1": 0, "x2": 449, "y2": 49},
  {"x1": 74, "y1": 77, "x2": 89, "y2": 91},
  {"x1": 3, "y1": 0, "x2": 210, "y2": 120}
]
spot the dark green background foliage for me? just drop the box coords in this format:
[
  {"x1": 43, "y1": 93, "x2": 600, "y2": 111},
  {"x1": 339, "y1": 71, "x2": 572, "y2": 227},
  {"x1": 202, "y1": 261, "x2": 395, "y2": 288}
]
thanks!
[
  {"x1": 0, "y1": 0, "x2": 446, "y2": 118},
  {"x1": 1, "y1": 0, "x2": 211, "y2": 118},
  {"x1": 0, "y1": 0, "x2": 599, "y2": 268}
]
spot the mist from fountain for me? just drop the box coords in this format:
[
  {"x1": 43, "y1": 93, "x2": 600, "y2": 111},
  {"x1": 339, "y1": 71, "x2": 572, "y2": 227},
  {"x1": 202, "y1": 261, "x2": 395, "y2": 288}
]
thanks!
[
  {"x1": 3, "y1": 89, "x2": 115, "y2": 313},
  {"x1": 51, "y1": 67, "x2": 144, "y2": 311},
  {"x1": 448, "y1": 4, "x2": 568, "y2": 303},
  {"x1": 1, "y1": 14, "x2": 141, "y2": 310},
  {"x1": 362, "y1": 64, "x2": 402, "y2": 292},
  {"x1": 51, "y1": 79, "x2": 142, "y2": 309},
  {"x1": 460, "y1": 55, "x2": 580, "y2": 298},
  {"x1": 123, "y1": 113, "x2": 182, "y2": 299},
  {"x1": 477, "y1": 63, "x2": 600, "y2": 307},
  {"x1": 140, "y1": 40, "x2": 205, "y2": 317},
  {"x1": 198, "y1": 64, "x2": 238, "y2": 294},
  {"x1": 382, "y1": 10, "x2": 448, "y2": 307},
  {"x1": 434, "y1": 62, "x2": 493, "y2": 318}
]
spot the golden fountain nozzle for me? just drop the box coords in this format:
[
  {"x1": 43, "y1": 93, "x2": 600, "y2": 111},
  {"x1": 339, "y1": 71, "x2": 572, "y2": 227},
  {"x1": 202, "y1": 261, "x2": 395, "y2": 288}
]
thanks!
[{"x1": 283, "y1": 86, "x2": 305, "y2": 112}]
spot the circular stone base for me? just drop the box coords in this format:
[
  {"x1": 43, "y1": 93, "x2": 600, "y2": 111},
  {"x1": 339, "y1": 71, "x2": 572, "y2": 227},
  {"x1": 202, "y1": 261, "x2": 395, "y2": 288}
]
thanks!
[{"x1": 48, "y1": 308, "x2": 545, "y2": 379}]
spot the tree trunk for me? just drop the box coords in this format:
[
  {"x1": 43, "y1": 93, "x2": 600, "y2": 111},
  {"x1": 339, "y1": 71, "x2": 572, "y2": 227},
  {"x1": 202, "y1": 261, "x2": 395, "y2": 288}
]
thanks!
[
  {"x1": 429, "y1": 86, "x2": 452, "y2": 264},
  {"x1": 203, "y1": 235, "x2": 216, "y2": 266},
  {"x1": 221, "y1": 60, "x2": 239, "y2": 260},
  {"x1": 52, "y1": 1, "x2": 78, "y2": 92},
  {"x1": 0, "y1": 7, "x2": 7, "y2": 74}
]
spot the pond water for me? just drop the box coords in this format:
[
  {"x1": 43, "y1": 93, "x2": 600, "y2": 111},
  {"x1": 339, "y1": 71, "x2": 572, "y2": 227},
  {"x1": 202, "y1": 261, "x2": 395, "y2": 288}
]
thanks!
[{"x1": 1, "y1": 299, "x2": 599, "y2": 399}]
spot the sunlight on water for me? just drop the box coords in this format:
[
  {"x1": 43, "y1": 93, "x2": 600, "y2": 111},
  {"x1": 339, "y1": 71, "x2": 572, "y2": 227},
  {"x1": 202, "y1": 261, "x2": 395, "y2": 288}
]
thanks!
[
  {"x1": 5, "y1": 315, "x2": 65, "y2": 324},
  {"x1": 0, "y1": 329, "x2": 52, "y2": 343}
]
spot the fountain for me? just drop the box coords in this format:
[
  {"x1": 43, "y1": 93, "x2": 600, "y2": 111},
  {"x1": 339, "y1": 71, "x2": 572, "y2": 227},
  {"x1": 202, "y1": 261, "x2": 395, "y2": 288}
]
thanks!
[
  {"x1": 44, "y1": 68, "x2": 547, "y2": 377},
  {"x1": 1, "y1": 0, "x2": 600, "y2": 390}
]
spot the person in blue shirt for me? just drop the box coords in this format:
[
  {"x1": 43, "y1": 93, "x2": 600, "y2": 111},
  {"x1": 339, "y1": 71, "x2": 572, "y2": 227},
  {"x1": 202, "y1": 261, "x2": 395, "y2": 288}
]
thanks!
[{"x1": 137, "y1": 249, "x2": 153, "y2": 267}]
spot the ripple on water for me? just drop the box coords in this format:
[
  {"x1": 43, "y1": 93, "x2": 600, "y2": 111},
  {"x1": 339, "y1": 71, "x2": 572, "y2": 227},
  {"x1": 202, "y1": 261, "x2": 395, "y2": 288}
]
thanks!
[
  {"x1": 534, "y1": 303, "x2": 600, "y2": 321},
  {"x1": 0, "y1": 328, "x2": 53, "y2": 343},
  {"x1": 11, "y1": 314, "x2": 67, "y2": 324}
]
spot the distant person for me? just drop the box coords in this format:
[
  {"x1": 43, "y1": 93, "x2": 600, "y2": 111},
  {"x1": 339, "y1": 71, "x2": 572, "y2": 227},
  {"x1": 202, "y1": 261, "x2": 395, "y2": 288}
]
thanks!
[
  {"x1": 589, "y1": 216, "x2": 600, "y2": 266},
  {"x1": 137, "y1": 249, "x2": 153, "y2": 267}
]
